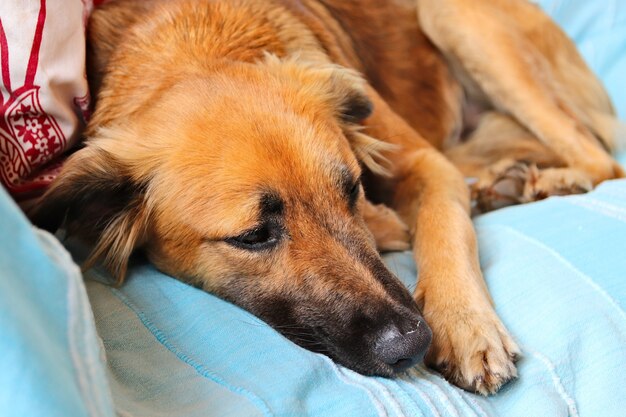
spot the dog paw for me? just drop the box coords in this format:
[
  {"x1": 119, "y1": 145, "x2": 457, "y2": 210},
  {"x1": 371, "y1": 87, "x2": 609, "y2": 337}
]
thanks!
[
  {"x1": 521, "y1": 167, "x2": 592, "y2": 201},
  {"x1": 472, "y1": 160, "x2": 529, "y2": 212},
  {"x1": 424, "y1": 306, "x2": 521, "y2": 395},
  {"x1": 362, "y1": 201, "x2": 411, "y2": 251},
  {"x1": 472, "y1": 160, "x2": 593, "y2": 214}
]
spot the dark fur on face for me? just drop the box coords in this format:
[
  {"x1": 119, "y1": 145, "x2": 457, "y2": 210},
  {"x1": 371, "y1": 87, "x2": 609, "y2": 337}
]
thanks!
[{"x1": 214, "y1": 185, "x2": 428, "y2": 375}]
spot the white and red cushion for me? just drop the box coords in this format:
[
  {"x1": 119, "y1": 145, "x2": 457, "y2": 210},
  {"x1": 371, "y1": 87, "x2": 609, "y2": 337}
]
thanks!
[{"x1": 0, "y1": 0, "x2": 93, "y2": 200}]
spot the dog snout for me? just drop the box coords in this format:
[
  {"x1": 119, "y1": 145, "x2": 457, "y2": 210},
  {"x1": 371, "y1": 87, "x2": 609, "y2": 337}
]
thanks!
[{"x1": 374, "y1": 319, "x2": 432, "y2": 372}]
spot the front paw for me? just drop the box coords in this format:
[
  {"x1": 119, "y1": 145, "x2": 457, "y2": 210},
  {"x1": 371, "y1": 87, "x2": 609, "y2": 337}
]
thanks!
[
  {"x1": 362, "y1": 201, "x2": 411, "y2": 251},
  {"x1": 424, "y1": 306, "x2": 521, "y2": 395}
]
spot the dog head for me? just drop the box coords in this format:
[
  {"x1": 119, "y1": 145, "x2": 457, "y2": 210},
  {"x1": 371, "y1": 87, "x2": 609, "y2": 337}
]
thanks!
[{"x1": 31, "y1": 57, "x2": 431, "y2": 375}]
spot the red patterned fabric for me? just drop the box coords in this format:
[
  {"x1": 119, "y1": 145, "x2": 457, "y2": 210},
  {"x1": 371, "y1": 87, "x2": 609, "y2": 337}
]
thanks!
[{"x1": 0, "y1": 0, "x2": 92, "y2": 200}]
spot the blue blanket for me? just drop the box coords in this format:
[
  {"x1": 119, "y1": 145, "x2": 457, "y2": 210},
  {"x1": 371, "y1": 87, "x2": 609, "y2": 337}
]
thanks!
[{"x1": 1, "y1": 1, "x2": 625, "y2": 416}]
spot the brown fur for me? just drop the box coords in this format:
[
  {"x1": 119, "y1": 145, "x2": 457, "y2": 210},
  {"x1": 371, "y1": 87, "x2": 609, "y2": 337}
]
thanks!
[{"x1": 30, "y1": 0, "x2": 622, "y2": 395}]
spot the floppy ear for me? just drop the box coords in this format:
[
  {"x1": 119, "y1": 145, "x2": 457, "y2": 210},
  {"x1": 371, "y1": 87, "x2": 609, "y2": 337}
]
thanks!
[
  {"x1": 320, "y1": 65, "x2": 374, "y2": 124},
  {"x1": 262, "y1": 53, "x2": 374, "y2": 123},
  {"x1": 327, "y1": 69, "x2": 396, "y2": 176},
  {"x1": 29, "y1": 145, "x2": 149, "y2": 283},
  {"x1": 337, "y1": 88, "x2": 374, "y2": 123},
  {"x1": 262, "y1": 54, "x2": 394, "y2": 174}
]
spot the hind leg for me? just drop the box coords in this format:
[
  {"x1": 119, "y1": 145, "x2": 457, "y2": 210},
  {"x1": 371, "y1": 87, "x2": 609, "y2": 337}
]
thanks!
[
  {"x1": 418, "y1": 0, "x2": 623, "y2": 184},
  {"x1": 447, "y1": 113, "x2": 594, "y2": 213},
  {"x1": 471, "y1": 161, "x2": 593, "y2": 214}
]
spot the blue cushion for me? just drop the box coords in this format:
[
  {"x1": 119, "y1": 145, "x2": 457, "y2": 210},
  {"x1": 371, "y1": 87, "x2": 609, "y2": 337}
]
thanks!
[
  {"x1": 2, "y1": 1, "x2": 626, "y2": 417},
  {"x1": 0, "y1": 188, "x2": 115, "y2": 417},
  {"x1": 79, "y1": 178, "x2": 626, "y2": 417},
  {"x1": 4, "y1": 177, "x2": 625, "y2": 417}
]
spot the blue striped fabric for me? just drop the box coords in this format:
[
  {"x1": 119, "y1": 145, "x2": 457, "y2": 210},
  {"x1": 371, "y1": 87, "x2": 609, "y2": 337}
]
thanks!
[
  {"x1": 1, "y1": 1, "x2": 625, "y2": 417},
  {"x1": 75, "y1": 178, "x2": 626, "y2": 417}
]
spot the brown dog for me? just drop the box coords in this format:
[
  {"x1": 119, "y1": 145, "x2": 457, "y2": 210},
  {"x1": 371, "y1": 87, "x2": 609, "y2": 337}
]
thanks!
[{"x1": 31, "y1": 0, "x2": 622, "y2": 395}]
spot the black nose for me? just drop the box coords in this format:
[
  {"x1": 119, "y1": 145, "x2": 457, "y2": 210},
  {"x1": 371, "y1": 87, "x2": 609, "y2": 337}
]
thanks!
[{"x1": 374, "y1": 321, "x2": 432, "y2": 372}]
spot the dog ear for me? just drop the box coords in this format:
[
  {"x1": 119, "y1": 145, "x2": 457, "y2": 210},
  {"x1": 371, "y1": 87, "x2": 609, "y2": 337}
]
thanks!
[
  {"x1": 262, "y1": 54, "x2": 375, "y2": 123},
  {"x1": 30, "y1": 145, "x2": 149, "y2": 284},
  {"x1": 262, "y1": 54, "x2": 392, "y2": 174},
  {"x1": 326, "y1": 68, "x2": 396, "y2": 176},
  {"x1": 338, "y1": 90, "x2": 374, "y2": 123},
  {"x1": 322, "y1": 66, "x2": 374, "y2": 124}
]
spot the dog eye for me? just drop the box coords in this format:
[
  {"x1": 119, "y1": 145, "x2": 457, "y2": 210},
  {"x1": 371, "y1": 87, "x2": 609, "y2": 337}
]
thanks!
[
  {"x1": 225, "y1": 224, "x2": 280, "y2": 251},
  {"x1": 348, "y1": 180, "x2": 361, "y2": 207}
]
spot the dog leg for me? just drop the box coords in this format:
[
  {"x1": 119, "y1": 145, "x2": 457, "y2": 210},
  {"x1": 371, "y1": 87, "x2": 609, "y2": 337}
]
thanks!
[
  {"x1": 363, "y1": 88, "x2": 520, "y2": 394},
  {"x1": 447, "y1": 113, "x2": 594, "y2": 213},
  {"x1": 362, "y1": 200, "x2": 411, "y2": 252},
  {"x1": 474, "y1": 161, "x2": 592, "y2": 213},
  {"x1": 418, "y1": 0, "x2": 624, "y2": 185},
  {"x1": 470, "y1": 161, "x2": 593, "y2": 214}
]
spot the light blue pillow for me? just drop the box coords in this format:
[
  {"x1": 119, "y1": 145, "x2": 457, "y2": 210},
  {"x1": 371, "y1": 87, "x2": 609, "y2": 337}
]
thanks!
[
  {"x1": 2, "y1": 176, "x2": 626, "y2": 417},
  {"x1": 0, "y1": 189, "x2": 114, "y2": 417},
  {"x1": 79, "y1": 178, "x2": 626, "y2": 417}
]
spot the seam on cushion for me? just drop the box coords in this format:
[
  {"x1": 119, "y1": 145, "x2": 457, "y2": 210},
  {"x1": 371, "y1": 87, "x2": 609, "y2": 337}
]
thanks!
[
  {"x1": 390, "y1": 380, "x2": 427, "y2": 417},
  {"x1": 339, "y1": 369, "x2": 407, "y2": 417},
  {"x1": 454, "y1": 393, "x2": 489, "y2": 417},
  {"x1": 107, "y1": 287, "x2": 274, "y2": 417},
  {"x1": 411, "y1": 368, "x2": 479, "y2": 417},
  {"x1": 564, "y1": 196, "x2": 626, "y2": 224},
  {"x1": 414, "y1": 368, "x2": 488, "y2": 417},
  {"x1": 385, "y1": 379, "x2": 428, "y2": 417},
  {"x1": 324, "y1": 360, "x2": 389, "y2": 417},
  {"x1": 64, "y1": 240, "x2": 102, "y2": 417},
  {"x1": 36, "y1": 228, "x2": 114, "y2": 417},
  {"x1": 478, "y1": 224, "x2": 626, "y2": 322},
  {"x1": 591, "y1": 187, "x2": 626, "y2": 204},
  {"x1": 405, "y1": 370, "x2": 461, "y2": 417},
  {"x1": 476, "y1": 223, "x2": 626, "y2": 415},
  {"x1": 393, "y1": 378, "x2": 434, "y2": 417},
  {"x1": 524, "y1": 348, "x2": 579, "y2": 417},
  {"x1": 65, "y1": 249, "x2": 109, "y2": 417},
  {"x1": 394, "y1": 375, "x2": 441, "y2": 417},
  {"x1": 325, "y1": 358, "x2": 408, "y2": 417},
  {"x1": 594, "y1": 184, "x2": 626, "y2": 202},
  {"x1": 573, "y1": 20, "x2": 626, "y2": 45},
  {"x1": 412, "y1": 368, "x2": 487, "y2": 417},
  {"x1": 362, "y1": 377, "x2": 408, "y2": 417}
]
